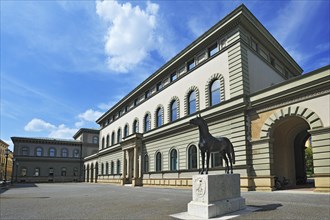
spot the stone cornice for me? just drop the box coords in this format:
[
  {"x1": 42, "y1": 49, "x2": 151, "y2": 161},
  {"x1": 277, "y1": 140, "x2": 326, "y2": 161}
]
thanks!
[
  {"x1": 73, "y1": 128, "x2": 99, "y2": 140},
  {"x1": 11, "y1": 137, "x2": 82, "y2": 146}
]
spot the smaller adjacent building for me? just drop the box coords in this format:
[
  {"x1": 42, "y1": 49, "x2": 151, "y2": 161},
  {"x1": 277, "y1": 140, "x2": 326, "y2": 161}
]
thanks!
[
  {"x1": 11, "y1": 128, "x2": 99, "y2": 183},
  {"x1": 0, "y1": 139, "x2": 13, "y2": 181}
]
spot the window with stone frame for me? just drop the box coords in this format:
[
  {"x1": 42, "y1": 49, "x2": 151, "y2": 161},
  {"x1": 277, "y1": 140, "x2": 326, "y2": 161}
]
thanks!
[
  {"x1": 144, "y1": 154, "x2": 149, "y2": 173},
  {"x1": 36, "y1": 147, "x2": 43, "y2": 157},
  {"x1": 156, "y1": 107, "x2": 163, "y2": 128},
  {"x1": 170, "y1": 149, "x2": 178, "y2": 171},
  {"x1": 156, "y1": 152, "x2": 162, "y2": 172},
  {"x1": 188, "y1": 90, "x2": 197, "y2": 115},
  {"x1": 188, "y1": 145, "x2": 198, "y2": 169},
  {"x1": 170, "y1": 100, "x2": 178, "y2": 122},
  {"x1": 210, "y1": 79, "x2": 221, "y2": 106}
]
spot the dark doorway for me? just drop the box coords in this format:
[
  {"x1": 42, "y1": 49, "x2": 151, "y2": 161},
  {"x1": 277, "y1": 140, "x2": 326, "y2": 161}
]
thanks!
[{"x1": 272, "y1": 116, "x2": 314, "y2": 189}]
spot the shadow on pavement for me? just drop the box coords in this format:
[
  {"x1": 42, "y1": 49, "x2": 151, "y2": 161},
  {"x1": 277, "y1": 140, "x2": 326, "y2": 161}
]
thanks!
[
  {"x1": 0, "y1": 183, "x2": 38, "y2": 194},
  {"x1": 11, "y1": 183, "x2": 38, "y2": 188},
  {"x1": 250, "y1": 203, "x2": 282, "y2": 212}
]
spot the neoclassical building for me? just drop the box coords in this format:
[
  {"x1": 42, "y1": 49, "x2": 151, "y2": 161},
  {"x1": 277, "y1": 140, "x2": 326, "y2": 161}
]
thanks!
[
  {"x1": 12, "y1": 128, "x2": 99, "y2": 183},
  {"x1": 83, "y1": 5, "x2": 330, "y2": 192}
]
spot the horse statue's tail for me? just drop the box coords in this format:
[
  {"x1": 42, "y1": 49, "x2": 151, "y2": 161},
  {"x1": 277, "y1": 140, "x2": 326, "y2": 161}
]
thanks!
[{"x1": 231, "y1": 142, "x2": 235, "y2": 164}]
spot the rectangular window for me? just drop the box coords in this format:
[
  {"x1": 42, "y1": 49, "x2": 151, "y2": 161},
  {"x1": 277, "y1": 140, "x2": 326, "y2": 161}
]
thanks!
[
  {"x1": 177, "y1": 65, "x2": 185, "y2": 76},
  {"x1": 195, "y1": 51, "x2": 206, "y2": 64},
  {"x1": 208, "y1": 43, "x2": 218, "y2": 57},
  {"x1": 156, "y1": 82, "x2": 163, "y2": 91},
  {"x1": 134, "y1": 98, "x2": 138, "y2": 106},
  {"x1": 220, "y1": 39, "x2": 226, "y2": 49},
  {"x1": 170, "y1": 72, "x2": 177, "y2": 82},
  {"x1": 145, "y1": 90, "x2": 151, "y2": 99},
  {"x1": 187, "y1": 59, "x2": 195, "y2": 71}
]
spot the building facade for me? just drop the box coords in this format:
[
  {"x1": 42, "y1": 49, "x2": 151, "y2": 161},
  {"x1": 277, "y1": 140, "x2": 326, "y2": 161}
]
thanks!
[
  {"x1": 11, "y1": 129, "x2": 99, "y2": 183},
  {"x1": 84, "y1": 5, "x2": 330, "y2": 192},
  {"x1": 0, "y1": 139, "x2": 13, "y2": 181}
]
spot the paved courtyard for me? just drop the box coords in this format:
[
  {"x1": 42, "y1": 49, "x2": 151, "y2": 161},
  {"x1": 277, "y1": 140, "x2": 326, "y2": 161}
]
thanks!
[{"x1": 0, "y1": 183, "x2": 329, "y2": 219}]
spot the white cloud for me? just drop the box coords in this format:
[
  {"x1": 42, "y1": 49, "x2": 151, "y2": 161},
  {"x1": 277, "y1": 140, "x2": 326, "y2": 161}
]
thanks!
[
  {"x1": 78, "y1": 109, "x2": 104, "y2": 122},
  {"x1": 24, "y1": 118, "x2": 56, "y2": 132},
  {"x1": 96, "y1": 0, "x2": 160, "y2": 73},
  {"x1": 48, "y1": 124, "x2": 77, "y2": 139},
  {"x1": 24, "y1": 118, "x2": 78, "y2": 139}
]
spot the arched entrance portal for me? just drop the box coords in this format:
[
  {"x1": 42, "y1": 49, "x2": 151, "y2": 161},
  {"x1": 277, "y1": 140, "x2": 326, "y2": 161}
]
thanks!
[{"x1": 271, "y1": 116, "x2": 312, "y2": 188}]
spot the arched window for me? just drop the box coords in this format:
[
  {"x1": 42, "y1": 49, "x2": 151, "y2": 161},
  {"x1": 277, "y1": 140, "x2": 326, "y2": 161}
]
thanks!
[
  {"x1": 34, "y1": 168, "x2": 40, "y2": 176},
  {"x1": 210, "y1": 79, "x2": 221, "y2": 106},
  {"x1": 111, "y1": 161, "x2": 114, "y2": 174},
  {"x1": 93, "y1": 136, "x2": 98, "y2": 144},
  {"x1": 188, "y1": 145, "x2": 198, "y2": 169},
  {"x1": 117, "y1": 128, "x2": 122, "y2": 143},
  {"x1": 73, "y1": 149, "x2": 79, "y2": 158},
  {"x1": 61, "y1": 148, "x2": 68, "y2": 157},
  {"x1": 21, "y1": 167, "x2": 27, "y2": 176},
  {"x1": 188, "y1": 91, "x2": 196, "y2": 115},
  {"x1": 170, "y1": 100, "x2": 178, "y2": 122},
  {"x1": 117, "y1": 160, "x2": 121, "y2": 174},
  {"x1": 61, "y1": 167, "x2": 67, "y2": 176},
  {"x1": 111, "y1": 132, "x2": 115, "y2": 145},
  {"x1": 156, "y1": 107, "x2": 163, "y2": 128},
  {"x1": 170, "y1": 149, "x2": 178, "y2": 171},
  {"x1": 144, "y1": 114, "x2": 151, "y2": 132},
  {"x1": 101, "y1": 163, "x2": 104, "y2": 175},
  {"x1": 73, "y1": 167, "x2": 78, "y2": 177},
  {"x1": 21, "y1": 147, "x2": 29, "y2": 156},
  {"x1": 49, "y1": 167, "x2": 54, "y2": 176},
  {"x1": 106, "y1": 135, "x2": 110, "y2": 147},
  {"x1": 144, "y1": 154, "x2": 149, "y2": 173},
  {"x1": 156, "y1": 152, "x2": 162, "y2": 172},
  {"x1": 124, "y1": 125, "x2": 129, "y2": 138},
  {"x1": 36, "y1": 147, "x2": 43, "y2": 157},
  {"x1": 102, "y1": 137, "x2": 105, "y2": 149},
  {"x1": 106, "y1": 162, "x2": 109, "y2": 175},
  {"x1": 49, "y1": 148, "x2": 56, "y2": 157},
  {"x1": 133, "y1": 120, "x2": 139, "y2": 133}
]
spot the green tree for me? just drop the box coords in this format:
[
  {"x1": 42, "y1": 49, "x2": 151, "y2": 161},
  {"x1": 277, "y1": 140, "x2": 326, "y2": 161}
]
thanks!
[{"x1": 305, "y1": 146, "x2": 314, "y2": 177}]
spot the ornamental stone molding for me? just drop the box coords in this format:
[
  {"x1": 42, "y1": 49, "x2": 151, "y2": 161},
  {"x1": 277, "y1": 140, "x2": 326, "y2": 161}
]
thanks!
[
  {"x1": 154, "y1": 104, "x2": 165, "y2": 128},
  {"x1": 205, "y1": 73, "x2": 225, "y2": 107},
  {"x1": 167, "y1": 96, "x2": 180, "y2": 122},
  {"x1": 260, "y1": 106, "x2": 323, "y2": 138},
  {"x1": 143, "y1": 111, "x2": 152, "y2": 132},
  {"x1": 184, "y1": 86, "x2": 200, "y2": 116}
]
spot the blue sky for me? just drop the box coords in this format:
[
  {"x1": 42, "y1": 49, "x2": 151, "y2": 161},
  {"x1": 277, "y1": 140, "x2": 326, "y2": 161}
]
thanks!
[{"x1": 1, "y1": 0, "x2": 329, "y2": 150}]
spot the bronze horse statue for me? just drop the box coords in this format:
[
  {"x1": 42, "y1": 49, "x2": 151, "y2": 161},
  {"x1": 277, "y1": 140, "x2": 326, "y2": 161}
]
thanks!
[{"x1": 189, "y1": 115, "x2": 235, "y2": 174}]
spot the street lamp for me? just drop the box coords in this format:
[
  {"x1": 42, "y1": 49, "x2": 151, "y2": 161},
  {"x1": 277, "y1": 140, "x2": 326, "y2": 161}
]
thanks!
[{"x1": 4, "y1": 148, "x2": 9, "y2": 183}]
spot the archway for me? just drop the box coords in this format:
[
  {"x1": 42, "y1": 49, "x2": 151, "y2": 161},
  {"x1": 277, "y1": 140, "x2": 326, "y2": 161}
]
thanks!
[{"x1": 271, "y1": 116, "x2": 311, "y2": 188}]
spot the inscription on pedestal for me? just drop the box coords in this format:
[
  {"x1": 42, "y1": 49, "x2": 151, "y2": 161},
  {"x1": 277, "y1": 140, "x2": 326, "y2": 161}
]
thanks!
[
  {"x1": 194, "y1": 177, "x2": 206, "y2": 198},
  {"x1": 188, "y1": 174, "x2": 245, "y2": 219}
]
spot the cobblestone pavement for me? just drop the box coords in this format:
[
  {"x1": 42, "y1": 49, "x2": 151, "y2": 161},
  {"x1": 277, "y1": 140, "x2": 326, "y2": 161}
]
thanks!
[{"x1": 0, "y1": 183, "x2": 329, "y2": 219}]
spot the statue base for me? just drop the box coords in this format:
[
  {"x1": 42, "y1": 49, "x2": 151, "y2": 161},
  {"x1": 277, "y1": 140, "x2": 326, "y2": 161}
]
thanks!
[{"x1": 187, "y1": 174, "x2": 245, "y2": 219}]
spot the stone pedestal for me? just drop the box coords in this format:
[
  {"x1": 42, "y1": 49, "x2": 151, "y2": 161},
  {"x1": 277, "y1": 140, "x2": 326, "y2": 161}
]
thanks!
[{"x1": 187, "y1": 174, "x2": 245, "y2": 219}]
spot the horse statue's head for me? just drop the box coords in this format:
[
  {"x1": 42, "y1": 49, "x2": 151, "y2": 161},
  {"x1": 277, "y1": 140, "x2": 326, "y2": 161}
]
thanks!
[{"x1": 189, "y1": 114, "x2": 206, "y2": 127}]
